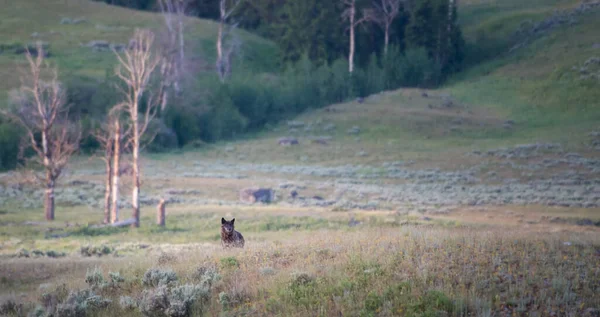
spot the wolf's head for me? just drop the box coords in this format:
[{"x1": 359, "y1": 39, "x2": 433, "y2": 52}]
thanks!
[{"x1": 221, "y1": 218, "x2": 235, "y2": 234}]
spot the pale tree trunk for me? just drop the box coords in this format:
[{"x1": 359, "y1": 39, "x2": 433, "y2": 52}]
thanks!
[
  {"x1": 178, "y1": 13, "x2": 185, "y2": 67},
  {"x1": 384, "y1": 23, "x2": 390, "y2": 55},
  {"x1": 110, "y1": 120, "x2": 121, "y2": 224},
  {"x1": 349, "y1": 0, "x2": 356, "y2": 73},
  {"x1": 42, "y1": 125, "x2": 55, "y2": 221},
  {"x1": 45, "y1": 177, "x2": 55, "y2": 221},
  {"x1": 216, "y1": 0, "x2": 225, "y2": 81},
  {"x1": 157, "y1": 198, "x2": 166, "y2": 227},
  {"x1": 131, "y1": 101, "x2": 140, "y2": 228},
  {"x1": 103, "y1": 157, "x2": 112, "y2": 224}
]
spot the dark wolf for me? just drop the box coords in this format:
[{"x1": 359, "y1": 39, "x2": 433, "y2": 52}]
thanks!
[{"x1": 221, "y1": 218, "x2": 245, "y2": 248}]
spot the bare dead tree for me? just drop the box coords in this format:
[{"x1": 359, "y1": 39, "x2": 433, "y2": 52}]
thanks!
[
  {"x1": 157, "y1": 0, "x2": 189, "y2": 107},
  {"x1": 93, "y1": 120, "x2": 114, "y2": 224},
  {"x1": 113, "y1": 29, "x2": 163, "y2": 228},
  {"x1": 111, "y1": 119, "x2": 121, "y2": 224},
  {"x1": 341, "y1": 0, "x2": 367, "y2": 73},
  {"x1": 217, "y1": 0, "x2": 244, "y2": 82},
  {"x1": 92, "y1": 107, "x2": 130, "y2": 224},
  {"x1": 4, "y1": 43, "x2": 80, "y2": 221},
  {"x1": 363, "y1": 0, "x2": 403, "y2": 55}
]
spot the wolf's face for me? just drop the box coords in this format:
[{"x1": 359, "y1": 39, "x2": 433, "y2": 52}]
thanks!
[{"x1": 221, "y1": 218, "x2": 235, "y2": 234}]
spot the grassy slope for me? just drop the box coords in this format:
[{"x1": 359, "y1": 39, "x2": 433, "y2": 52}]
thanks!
[
  {"x1": 450, "y1": 0, "x2": 600, "y2": 143},
  {"x1": 0, "y1": 0, "x2": 277, "y2": 106},
  {"x1": 189, "y1": 0, "x2": 600, "y2": 167}
]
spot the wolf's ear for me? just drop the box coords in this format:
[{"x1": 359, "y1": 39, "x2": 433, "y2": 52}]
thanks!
[
  {"x1": 231, "y1": 218, "x2": 235, "y2": 224},
  {"x1": 221, "y1": 217, "x2": 226, "y2": 224}
]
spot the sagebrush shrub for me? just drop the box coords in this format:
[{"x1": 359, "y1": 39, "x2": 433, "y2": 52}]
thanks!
[
  {"x1": 0, "y1": 296, "x2": 23, "y2": 316},
  {"x1": 55, "y1": 289, "x2": 111, "y2": 317},
  {"x1": 142, "y1": 268, "x2": 178, "y2": 288},
  {"x1": 85, "y1": 267, "x2": 105, "y2": 290},
  {"x1": 167, "y1": 284, "x2": 210, "y2": 317},
  {"x1": 119, "y1": 296, "x2": 137, "y2": 310},
  {"x1": 139, "y1": 285, "x2": 169, "y2": 316}
]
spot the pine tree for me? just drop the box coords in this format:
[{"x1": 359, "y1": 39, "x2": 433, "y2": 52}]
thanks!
[{"x1": 405, "y1": 0, "x2": 435, "y2": 54}]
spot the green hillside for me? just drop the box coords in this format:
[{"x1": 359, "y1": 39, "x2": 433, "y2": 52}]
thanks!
[
  {"x1": 450, "y1": 0, "x2": 600, "y2": 141},
  {"x1": 0, "y1": 0, "x2": 277, "y2": 106}
]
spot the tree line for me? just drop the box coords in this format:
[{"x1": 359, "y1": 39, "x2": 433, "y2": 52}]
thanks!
[{"x1": 94, "y1": 0, "x2": 464, "y2": 73}]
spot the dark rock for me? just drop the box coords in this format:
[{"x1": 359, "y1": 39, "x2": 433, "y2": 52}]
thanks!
[
  {"x1": 239, "y1": 188, "x2": 274, "y2": 204},
  {"x1": 278, "y1": 137, "x2": 299, "y2": 146},
  {"x1": 576, "y1": 218, "x2": 595, "y2": 226},
  {"x1": 87, "y1": 40, "x2": 110, "y2": 51},
  {"x1": 442, "y1": 98, "x2": 454, "y2": 108}
]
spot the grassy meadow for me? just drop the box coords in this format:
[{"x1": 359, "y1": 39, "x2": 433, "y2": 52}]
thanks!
[{"x1": 1, "y1": 0, "x2": 600, "y2": 316}]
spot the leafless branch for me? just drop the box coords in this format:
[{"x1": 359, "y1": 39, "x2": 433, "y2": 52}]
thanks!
[
  {"x1": 113, "y1": 29, "x2": 163, "y2": 228},
  {"x1": 2, "y1": 42, "x2": 81, "y2": 220}
]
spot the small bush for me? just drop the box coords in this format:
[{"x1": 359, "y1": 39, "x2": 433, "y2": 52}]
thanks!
[
  {"x1": 167, "y1": 284, "x2": 210, "y2": 317},
  {"x1": 119, "y1": 296, "x2": 137, "y2": 310},
  {"x1": 27, "y1": 305, "x2": 46, "y2": 317},
  {"x1": 55, "y1": 289, "x2": 111, "y2": 317},
  {"x1": 219, "y1": 257, "x2": 239, "y2": 269},
  {"x1": 259, "y1": 267, "x2": 276, "y2": 276},
  {"x1": 142, "y1": 268, "x2": 178, "y2": 288},
  {"x1": 80, "y1": 245, "x2": 113, "y2": 257},
  {"x1": 0, "y1": 296, "x2": 23, "y2": 316},
  {"x1": 290, "y1": 272, "x2": 313, "y2": 288},
  {"x1": 108, "y1": 271, "x2": 125, "y2": 285},
  {"x1": 85, "y1": 267, "x2": 105, "y2": 290},
  {"x1": 192, "y1": 266, "x2": 221, "y2": 289},
  {"x1": 45, "y1": 250, "x2": 66, "y2": 258},
  {"x1": 39, "y1": 284, "x2": 69, "y2": 312},
  {"x1": 138, "y1": 284, "x2": 209, "y2": 317},
  {"x1": 218, "y1": 292, "x2": 231, "y2": 311},
  {"x1": 16, "y1": 248, "x2": 30, "y2": 258},
  {"x1": 139, "y1": 285, "x2": 169, "y2": 317},
  {"x1": 362, "y1": 292, "x2": 383, "y2": 316}
]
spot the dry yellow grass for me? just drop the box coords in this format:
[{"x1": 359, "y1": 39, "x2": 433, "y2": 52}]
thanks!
[{"x1": 1, "y1": 226, "x2": 599, "y2": 316}]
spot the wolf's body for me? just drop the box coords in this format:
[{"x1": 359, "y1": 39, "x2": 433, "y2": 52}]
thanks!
[{"x1": 221, "y1": 218, "x2": 245, "y2": 248}]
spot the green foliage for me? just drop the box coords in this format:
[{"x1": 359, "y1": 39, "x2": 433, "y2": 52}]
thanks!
[
  {"x1": 200, "y1": 87, "x2": 248, "y2": 142},
  {"x1": 0, "y1": 120, "x2": 21, "y2": 171},
  {"x1": 382, "y1": 283, "x2": 454, "y2": 316},
  {"x1": 220, "y1": 257, "x2": 240, "y2": 269},
  {"x1": 272, "y1": 0, "x2": 344, "y2": 64},
  {"x1": 405, "y1": 0, "x2": 465, "y2": 77},
  {"x1": 85, "y1": 267, "x2": 106, "y2": 290},
  {"x1": 400, "y1": 48, "x2": 441, "y2": 87},
  {"x1": 80, "y1": 245, "x2": 114, "y2": 257},
  {"x1": 362, "y1": 292, "x2": 383, "y2": 316}
]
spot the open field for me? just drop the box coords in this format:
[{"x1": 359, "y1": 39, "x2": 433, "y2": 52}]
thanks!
[
  {"x1": 1, "y1": 0, "x2": 600, "y2": 316},
  {"x1": 1, "y1": 84, "x2": 599, "y2": 315}
]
